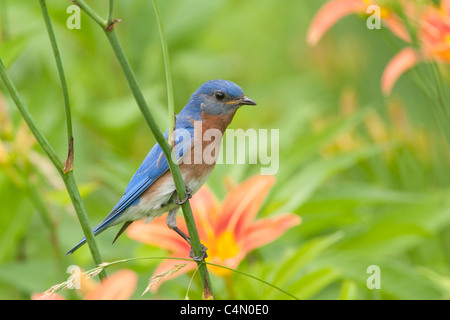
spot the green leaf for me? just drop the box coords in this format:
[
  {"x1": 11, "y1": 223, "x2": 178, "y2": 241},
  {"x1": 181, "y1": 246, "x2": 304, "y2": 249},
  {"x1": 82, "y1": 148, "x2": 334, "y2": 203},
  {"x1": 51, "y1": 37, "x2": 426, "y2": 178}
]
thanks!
[
  {"x1": 274, "y1": 143, "x2": 397, "y2": 213},
  {"x1": 316, "y1": 251, "x2": 442, "y2": 300},
  {"x1": 0, "y1": 33, "x2": 31, "y2": 67},
  {"x1": 46, "y1": 182, "x2": 98, "y2": 206},
  {"x1": 338, "y1": 280, "x2": 358, "y2": 300},
  {"x1": 0, "y1": 180, "x2": 33, "y2": 262},
  {"x1": 267, "y1": 232, "x2": 343, "y2": 298},
  {"x1": 0, "y1": 260, "x2": 56, "y2": 295},
  {"x1": 288, "y1": 267, "x2": 340, "y2": 300}
]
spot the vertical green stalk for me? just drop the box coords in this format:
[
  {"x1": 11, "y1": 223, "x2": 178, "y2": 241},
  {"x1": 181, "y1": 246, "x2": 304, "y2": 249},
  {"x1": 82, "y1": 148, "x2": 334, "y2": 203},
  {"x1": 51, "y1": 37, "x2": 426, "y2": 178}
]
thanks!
[
  {"x1": 5, "y1": 163, "x2": 66, "y2": 280},
  {"x1": 62, "y1": 172, "x2": 106, "y2": 280},
  {"x1": 38, "y1": 0, "x2": 73, "y2": 170},
  {"x1": 152, "y1": 0, "x2": 175, "y2": 144},
  {"x1": 407, "y1": 66, "x2": 450, "y2": 149},
  {"x1": 429, "y1": 62, "x2": 449, "y2": 119},
  {"x1": 38, "y1": 0, "x2": 106, "y2": 279},
  {"x1": 0, "y1": 59, "x2": 106, "y2": 280},
  {"x1": 0, "y1": 60, "x2": 63, "y2": 171},
  {"x1": 74, "y1": 0, "x2": 214, "y2": 298},
  {"x1": 105, "y1": 29, "x2": 212, "y2": 295},
  {"x1": 25, "y1": 177, "x2": 66, "y2": 280},
  {"x1": 107, "y1": 0, "x2": 114, "y2": 26}
]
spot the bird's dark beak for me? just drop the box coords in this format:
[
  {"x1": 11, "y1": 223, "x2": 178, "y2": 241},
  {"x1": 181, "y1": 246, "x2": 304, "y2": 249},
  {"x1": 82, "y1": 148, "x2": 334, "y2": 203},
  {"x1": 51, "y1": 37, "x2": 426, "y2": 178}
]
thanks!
[{"x1": 238, "y1": 95, "x2": 257, "y2": 106}]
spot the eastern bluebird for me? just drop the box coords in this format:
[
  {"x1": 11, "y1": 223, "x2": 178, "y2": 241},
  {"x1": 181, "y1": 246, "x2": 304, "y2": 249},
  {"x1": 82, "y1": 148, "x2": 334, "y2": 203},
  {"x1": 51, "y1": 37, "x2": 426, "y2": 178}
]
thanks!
[{"x1": 66, "y1": 80, "x2": 256, "y2": 260}]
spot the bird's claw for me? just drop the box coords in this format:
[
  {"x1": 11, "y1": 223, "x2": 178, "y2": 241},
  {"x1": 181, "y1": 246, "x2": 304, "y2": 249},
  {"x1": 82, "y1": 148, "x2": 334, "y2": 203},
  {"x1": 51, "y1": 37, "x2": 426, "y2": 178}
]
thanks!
[
  {"x1": 175, "y1": 186, "x2": 192, "y2": 205},
  {"x1": 189, "y1": 244, "x2": 208, "y2": 262}
]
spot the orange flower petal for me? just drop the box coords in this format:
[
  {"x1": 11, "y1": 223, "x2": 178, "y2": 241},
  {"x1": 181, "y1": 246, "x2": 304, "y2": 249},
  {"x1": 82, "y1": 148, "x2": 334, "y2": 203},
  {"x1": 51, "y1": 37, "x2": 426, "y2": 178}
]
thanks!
[
  {"x1": 307, "y1": 0, "x2": 368, "y2": 46},
  {"x1": 31, "y1": 292, "x2": 66, "y2": 300},
  {"x1": 126, "y1": 174, "x2": 303, "y2": 292},
  {"x1": 381, "y1": 47, "x2": 421, "y2": 95},
  {"x1": 85, "y1": 270, "x2": 137, "y2": 300},
  {"x1": 383, "y1": 13, "x2": 412, "y2": 43},
  {"x1": 127, "y1": 187, "x2": 220, "y2": 251},
  {"x1": 218, "y1": 175, "x2": 276, "y2": 239},
  {"x1": 79, "y1": 271, "x2": 98, "y2": 296},
  {"x1": 189, "y1": 186, "x2": 221, "y2": 242},
  {"x1": 442, "y1": 0, "x2": 450, "y2": 16},
  {"x1": 418, "y1": 2, "x2": 450, "y2": 63},
  {"x1": 242, "y1": 214, "x2": 301, "y2": 253},
  {"x1": 126, "y1": 216, "x2": 190, "y2": 253}
]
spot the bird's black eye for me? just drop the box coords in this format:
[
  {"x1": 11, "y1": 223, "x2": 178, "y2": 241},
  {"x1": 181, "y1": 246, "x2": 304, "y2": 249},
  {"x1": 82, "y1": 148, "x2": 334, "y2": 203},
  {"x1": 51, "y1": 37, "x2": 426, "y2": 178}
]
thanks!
[{"x1": 215, "y1": 91, "x2": 225, "y2": 100}]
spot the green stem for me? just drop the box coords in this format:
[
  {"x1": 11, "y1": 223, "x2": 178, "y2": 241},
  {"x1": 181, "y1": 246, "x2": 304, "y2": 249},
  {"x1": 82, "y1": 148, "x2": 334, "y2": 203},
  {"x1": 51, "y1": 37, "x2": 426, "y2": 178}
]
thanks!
[
  {"x1": 71, "y1": 0, "x2": 106, "y2": 28},
  {"x1": 0, "y1": 59, "x2": 63, "y2": 172},
  {"x1": 0, "y1": 58, "x2": 106, "y2": 280},
  {"x1": 38, "y1": 0, "x2": 73, "y2": 154},
  {"x1": 61, "y1": 172, "x2": 107, "y2": 280},
  {"x1": 107, "y1": 0, "x2": 114, "y2": 26},
  {"x1": 25, "y1": 177, "x2": 66, "y2": 280},
  {"x1": 105, "y1": 28, "x2": 212, "y2": 296},
  {"x1": 6, "y1": 164, "x2": 66, "y2": 280},
  {"x1": 429, "y1": 62, "x2": 449, "y2": 119},
  {"x1": 38, "y1": 0, "x2": 105, "y2": 279},
  {"x1": 74, "y1": 0, "x2": 213, "y2": 297},
  {"x1": 152, "y1": 0, "x2": 175, "y2": 143},
  {"x1": 82, "y1": 257, "x2": 299, "y2": 300}
]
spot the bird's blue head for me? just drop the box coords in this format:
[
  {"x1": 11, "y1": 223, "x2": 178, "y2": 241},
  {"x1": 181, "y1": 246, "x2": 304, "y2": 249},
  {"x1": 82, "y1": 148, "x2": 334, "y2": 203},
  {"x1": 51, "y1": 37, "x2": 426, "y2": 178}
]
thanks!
[{"x1": 184, "y1": 79, "x2": 256, "y2": 117}]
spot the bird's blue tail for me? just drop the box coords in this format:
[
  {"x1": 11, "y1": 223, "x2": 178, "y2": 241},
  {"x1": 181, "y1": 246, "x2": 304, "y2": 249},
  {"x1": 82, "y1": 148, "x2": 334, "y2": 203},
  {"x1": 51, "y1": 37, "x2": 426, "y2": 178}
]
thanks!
[
  {"x1": 65, "y1": 219, "x2": 112, "y2": 255},
  {"x1": 65, "y1": 237, "x2": 87, "y2": 255}
]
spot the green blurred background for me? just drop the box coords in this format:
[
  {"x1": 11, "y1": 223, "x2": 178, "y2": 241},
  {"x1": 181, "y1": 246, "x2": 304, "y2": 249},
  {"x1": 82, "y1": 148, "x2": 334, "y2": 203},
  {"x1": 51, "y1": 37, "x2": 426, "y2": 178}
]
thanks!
[{"x1": 1, "y1": 0, "x2": 450, "y2": 299}]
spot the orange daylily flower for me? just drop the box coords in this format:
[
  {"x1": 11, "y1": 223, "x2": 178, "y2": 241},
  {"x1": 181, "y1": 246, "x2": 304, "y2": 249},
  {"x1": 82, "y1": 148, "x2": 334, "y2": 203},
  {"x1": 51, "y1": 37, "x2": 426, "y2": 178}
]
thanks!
[
  {"x1": 126, "y1": 175, "x2": 301, "y2": 292},
  {"x1": 306, "y1": 0, "x2": 411, "y2": 46},
  {"x1": 32, "y1": 269, "x2": 138, "y2": 300},
  {"x1": 382, "y1": 0, "x2": 450, "y2": 94},
  {"x1": 381, "y1": 47, "x2": 420, "y2": 95},
  {"x1": 308, "y1": 0, "x2": 450, "y2": 95}
]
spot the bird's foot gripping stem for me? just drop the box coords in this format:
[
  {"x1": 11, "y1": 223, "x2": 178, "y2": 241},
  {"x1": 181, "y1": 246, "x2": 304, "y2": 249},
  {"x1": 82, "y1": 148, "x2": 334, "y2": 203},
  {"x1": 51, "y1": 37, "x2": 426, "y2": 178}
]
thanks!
[
  {"x1": 189, "y1": 243, "x2": 208, "y2": 262},
  {"x1": 175, "y1": 185, "x2": 192, "y2": 205},
  {"x1": 168, "y1": 222, "x2": 208, "y2": 262}
]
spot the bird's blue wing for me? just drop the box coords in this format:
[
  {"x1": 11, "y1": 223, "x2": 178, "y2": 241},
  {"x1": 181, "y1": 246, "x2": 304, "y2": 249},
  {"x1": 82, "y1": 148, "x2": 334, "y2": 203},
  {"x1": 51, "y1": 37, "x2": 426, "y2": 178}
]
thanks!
[{"x1": 66, "y1": 123, "x2": 194, "y2": 254}]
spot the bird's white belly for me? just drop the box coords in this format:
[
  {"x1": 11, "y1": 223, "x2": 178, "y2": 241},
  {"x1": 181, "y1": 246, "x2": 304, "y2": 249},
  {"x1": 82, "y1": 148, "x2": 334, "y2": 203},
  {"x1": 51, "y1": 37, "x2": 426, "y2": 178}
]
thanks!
[{"x1": 116, "y1": 169, "x2": 212, "y2": 225}]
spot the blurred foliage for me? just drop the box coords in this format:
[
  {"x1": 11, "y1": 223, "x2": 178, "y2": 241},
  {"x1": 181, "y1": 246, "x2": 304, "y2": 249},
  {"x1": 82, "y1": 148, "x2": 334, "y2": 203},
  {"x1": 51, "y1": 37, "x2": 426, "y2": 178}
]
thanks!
[{"x1": 0, "y1": 0, "x2": 450, "y2": 300}]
